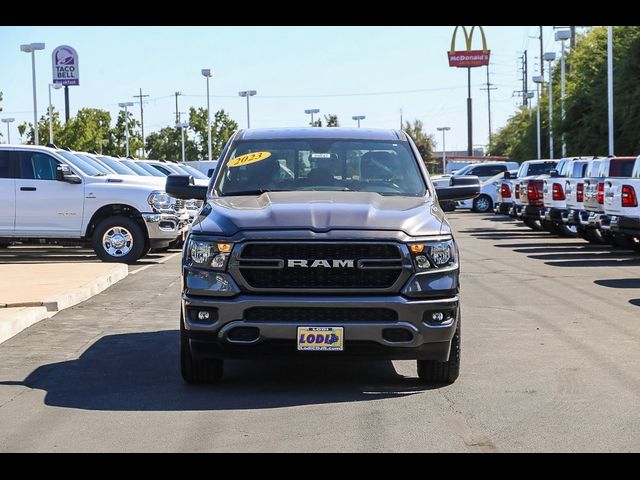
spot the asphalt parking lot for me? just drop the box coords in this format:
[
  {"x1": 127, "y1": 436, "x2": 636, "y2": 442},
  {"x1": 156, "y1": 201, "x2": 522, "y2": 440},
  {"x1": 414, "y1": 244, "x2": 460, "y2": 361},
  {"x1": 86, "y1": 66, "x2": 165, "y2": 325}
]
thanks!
[
  {"x1": 0, "y1": 212, "x2": 638, "y2": 452},
  {"x1": 0, "y1": 245, "x2": 182, "y2": 275}
]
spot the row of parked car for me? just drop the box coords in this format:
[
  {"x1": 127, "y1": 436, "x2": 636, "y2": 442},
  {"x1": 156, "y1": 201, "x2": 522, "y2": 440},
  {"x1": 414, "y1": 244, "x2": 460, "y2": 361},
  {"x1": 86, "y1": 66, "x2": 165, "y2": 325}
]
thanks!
[
  {"x1": 0, "y1": 144, "x2": 211, "y2": 263},
  {"x1": 493, "y1": 155, "x2": 640, "y2": 250}
]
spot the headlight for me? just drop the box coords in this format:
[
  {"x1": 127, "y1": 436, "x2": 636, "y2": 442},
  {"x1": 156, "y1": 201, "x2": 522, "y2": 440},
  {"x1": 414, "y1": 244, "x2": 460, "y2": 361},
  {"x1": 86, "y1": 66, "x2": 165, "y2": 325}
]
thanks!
[
  {"x1": 187, "y1": 239, "x2": 233, "y2": 269},
  {"x1": 148, "y1": 191, "x2": 174, "y2": 213},
  {"x1": 408, "y1": 239, "x2": 458, "y2": 271}
]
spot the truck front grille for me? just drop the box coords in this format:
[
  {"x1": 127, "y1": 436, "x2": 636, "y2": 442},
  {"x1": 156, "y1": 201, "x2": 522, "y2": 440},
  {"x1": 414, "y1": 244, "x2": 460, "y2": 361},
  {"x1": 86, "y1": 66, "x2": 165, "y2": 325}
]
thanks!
[
  {"x1": 244, "y1": 307, "x2": 398, "y2": 323},
  {"x1": 238, "y1": 242, "x2": 403, "y2": 289}
]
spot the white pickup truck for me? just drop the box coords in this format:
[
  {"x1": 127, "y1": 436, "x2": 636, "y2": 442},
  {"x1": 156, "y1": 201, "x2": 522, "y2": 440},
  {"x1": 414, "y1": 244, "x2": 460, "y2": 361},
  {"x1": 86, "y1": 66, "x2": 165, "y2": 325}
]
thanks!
[
  {"x1": 507, "y1": 160, "x2": 557, "y2": 229},
  {"x1": 0, "y1": 145, "x2": 190, "y2": 263},
  {"x1": 581, "y1": 156, "x2": 635, "y2": 246},
  {"x1": 603, "y1": 155, "x2": 640, "y2": 250}
]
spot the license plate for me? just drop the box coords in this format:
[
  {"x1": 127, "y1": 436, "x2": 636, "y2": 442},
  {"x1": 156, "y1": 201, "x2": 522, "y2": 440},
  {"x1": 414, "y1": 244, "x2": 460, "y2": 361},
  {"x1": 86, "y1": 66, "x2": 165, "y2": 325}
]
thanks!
[{"x1": 297, "y1": 326, "x2": 344, "y2": 351}]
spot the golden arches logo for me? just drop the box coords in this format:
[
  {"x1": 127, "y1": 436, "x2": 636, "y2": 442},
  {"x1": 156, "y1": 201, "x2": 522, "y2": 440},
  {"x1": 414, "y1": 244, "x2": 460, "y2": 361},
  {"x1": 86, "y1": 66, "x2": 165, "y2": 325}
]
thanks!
[
  {"x1": 447, "y1": 26, "x2": 490, "y2": 68},
  {"x1": 449, "y1": 26, "x2": 489, "y2": 53}
]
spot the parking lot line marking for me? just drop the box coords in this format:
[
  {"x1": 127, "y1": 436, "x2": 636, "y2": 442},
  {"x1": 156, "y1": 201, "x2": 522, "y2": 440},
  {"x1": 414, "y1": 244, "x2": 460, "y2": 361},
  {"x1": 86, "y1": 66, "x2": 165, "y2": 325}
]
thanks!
[
  {"x1": 129, "y1": 264, "x2": 153, "y2": 275},
  {"x1": 155, "y1": 252, "x2": 181, "y2": 264}
]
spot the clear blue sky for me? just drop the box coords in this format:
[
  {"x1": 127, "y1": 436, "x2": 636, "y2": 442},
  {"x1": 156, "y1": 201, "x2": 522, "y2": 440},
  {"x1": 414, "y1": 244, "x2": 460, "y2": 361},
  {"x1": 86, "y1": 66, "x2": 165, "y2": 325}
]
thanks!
[{"x1": 0, "y1": 26, "x2": 562, "y2": 152}]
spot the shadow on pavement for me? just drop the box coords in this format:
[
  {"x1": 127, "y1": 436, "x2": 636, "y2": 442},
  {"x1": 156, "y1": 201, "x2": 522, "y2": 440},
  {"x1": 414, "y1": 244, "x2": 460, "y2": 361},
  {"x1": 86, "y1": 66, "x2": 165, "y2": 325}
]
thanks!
[
  {"x1": 544, "y1": 258, "x2": 640, "y2": 268},
  {"x1": 630, "y1": 299, "x2": 640, "y2": 307},
  {"x1": 494, "y1": 242, "x2": 588, "y2": 249},
  {"x1": 527, "y1": 252, "x2": 637, "y2": 261},
  {"x1": 0, "y1": 331, "x2": 434, "y2": 411},
  {"x1": 594, "y1": 278, "x2": 640, "y2": 289}
]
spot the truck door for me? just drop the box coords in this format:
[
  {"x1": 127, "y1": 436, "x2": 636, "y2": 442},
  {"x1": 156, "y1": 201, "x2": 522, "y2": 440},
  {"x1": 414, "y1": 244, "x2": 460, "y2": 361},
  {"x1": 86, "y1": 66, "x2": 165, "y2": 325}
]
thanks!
[
  {"x1": 14, "y1": 151, "x2": 85, "y2": 236},
  {"x1": 0, "y1": 150, "x2": 15, "y2": 235}
]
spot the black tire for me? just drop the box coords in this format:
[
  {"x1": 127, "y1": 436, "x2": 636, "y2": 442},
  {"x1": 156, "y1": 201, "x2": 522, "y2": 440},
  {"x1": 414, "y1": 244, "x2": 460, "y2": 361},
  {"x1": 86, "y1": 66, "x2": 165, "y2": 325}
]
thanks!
[
  {"x1": 630, "y1": 237, "x2": 640, "y2": 252},
  {"x1": 0, "y1": 241, "x2": 11, "y2": 249},
  {"x1": 417, "y1": 311, "x2": 461, "y2": 385},
  {"x1": 91, "y1": 215, "x2": 146, "y2": 264},
  {"x1": 556, "y1": 223, "x2": 578, "y2": 238},
  {"x1": 472, "y1": 195, "x2": 493, "y2": 213},
  {"x1": 611, "y1": 233, "x2": 635, "y2": 249},
  {"x1": 541, "y1": 220, "x2": 562, "y2": 235},
  {"x1": 180, "y1": 313, "x2": 224, "y2": 384},
  {"x1": 578, "y1": 226, "x2": 606, "y2": 244},
  {"x1": 523, "y1": 217, "x2": 544, "y2": 231}
]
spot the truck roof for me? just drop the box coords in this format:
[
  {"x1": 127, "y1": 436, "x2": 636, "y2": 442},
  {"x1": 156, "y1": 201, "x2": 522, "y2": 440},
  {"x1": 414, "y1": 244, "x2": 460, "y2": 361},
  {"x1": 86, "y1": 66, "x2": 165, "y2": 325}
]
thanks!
[{"x1": 236, "y1": 127, "x2": 406, "y2": 141}]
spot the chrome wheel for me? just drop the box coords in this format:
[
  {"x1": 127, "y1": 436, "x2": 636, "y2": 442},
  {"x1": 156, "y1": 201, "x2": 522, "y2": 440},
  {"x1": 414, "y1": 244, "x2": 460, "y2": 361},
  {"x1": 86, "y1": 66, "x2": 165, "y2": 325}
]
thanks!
[
  {"x1": 102, "y1": 226, "x2": 133, "y2": 257},
  {"x1": 475, "y1": 196, "x2": 491, "y2": 213}
]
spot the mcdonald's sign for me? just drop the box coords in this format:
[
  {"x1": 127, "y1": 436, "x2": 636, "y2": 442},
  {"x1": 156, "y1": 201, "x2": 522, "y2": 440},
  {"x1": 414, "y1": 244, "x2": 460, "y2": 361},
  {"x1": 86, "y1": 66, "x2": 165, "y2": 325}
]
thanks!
[{"x1": 447, "y1": 26, "x2": 490, "y2": 68}]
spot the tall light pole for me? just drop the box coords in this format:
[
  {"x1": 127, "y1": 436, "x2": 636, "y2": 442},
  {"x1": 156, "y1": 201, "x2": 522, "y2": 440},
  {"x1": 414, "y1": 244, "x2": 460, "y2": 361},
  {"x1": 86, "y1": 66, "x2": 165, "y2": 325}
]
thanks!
[
  {"x1": 2, "y1": 118, "x2": 15, "y2": 144},
  {"x1": 304, "y1": 108, "x2": 320, "y2": 126},
  {"x1": 352, "y1": 115, "x2": 365, "y2": 128},
  {"x1": 555, "y1": 29, "x2": 571, "y2": 157},
  {"x1": 47, "y1": 83, "x2": 62, "y2": 144},
  {"x1": 544, "y1": 52, "x2": 556, "y2": 159},
  {"x1": 526, "y1": 91, "x2": 535, "y2": 119},
  {"x1": 118, "y1": 102, "x2": 135, "y2": 157},
  {"x1": 437, "y1": 127, "x2": 451, "y2": 174},
  {"x1": 202, "y1": 69, "x2": 213, "y2": 161},
  {"x1": 532, "y1": 75, "x2": 543, "y2": 159},
  {"x1": 180, "y1": 122, "x2": 188, "y2": 162},
  {"x1": 238, "y1": 90, "x2": 257, "y2": 128},
  {"x1": 20, "y1": 42, "x2": 46, "y2": 145},
  {"x1": 607, "y1": 26, "x2": 614, "y2": 156}
]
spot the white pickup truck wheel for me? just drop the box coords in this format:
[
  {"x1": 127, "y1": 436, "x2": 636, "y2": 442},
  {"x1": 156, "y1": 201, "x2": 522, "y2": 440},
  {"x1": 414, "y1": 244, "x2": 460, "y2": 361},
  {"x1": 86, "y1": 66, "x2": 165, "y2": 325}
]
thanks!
[
  {"x1": 472, "y1": 195, "x2": 492, "y2": 213},
  {"x1": 92, "y1": 215, "x2": 146, "y2": 264}
]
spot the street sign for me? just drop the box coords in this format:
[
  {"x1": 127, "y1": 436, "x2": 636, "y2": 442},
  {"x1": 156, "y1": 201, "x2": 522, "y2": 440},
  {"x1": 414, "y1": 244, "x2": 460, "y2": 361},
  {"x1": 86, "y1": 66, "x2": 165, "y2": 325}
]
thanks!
[
  {"x1": 447, "y1": 26, "x2": 490, "y2": 68},
  {"x1": 52, "y1": 45, "x2": 79, "y2": 86}
]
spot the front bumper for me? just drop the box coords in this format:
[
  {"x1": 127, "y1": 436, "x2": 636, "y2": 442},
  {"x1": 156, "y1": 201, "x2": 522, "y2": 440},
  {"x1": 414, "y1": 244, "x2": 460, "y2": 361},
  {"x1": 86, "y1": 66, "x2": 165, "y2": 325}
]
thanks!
[
  {"x1": 142, "y1": 211, "x2": 190, "y2": 248},
  {"x1": 610, "y1": 215, "x2": 640, "y2": 236},
  {"x1": 182, "y1": 293, "x2": 459, "y2": 361}
]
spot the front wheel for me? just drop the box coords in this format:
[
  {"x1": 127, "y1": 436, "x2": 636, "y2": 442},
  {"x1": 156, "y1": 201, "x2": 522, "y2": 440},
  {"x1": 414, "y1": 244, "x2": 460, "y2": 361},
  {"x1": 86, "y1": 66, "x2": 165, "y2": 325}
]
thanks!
[
  {"x1": 417, "y1": 311, "x2": 461, "y2": 385},
  {"x1": 472, "y1": 195, "x2": 493, "y2": 213},
  {"x1": 92, "y1": 215, "x2": 146, "y2": 264},
  {"x1": 556, "y1": 223, "x2": 578, "y2": 237},
  {"x1": 524, "y1": 217, "x2": 544, "y2": 231},
  {"x1": 180, "y1": 313, "x2": 224, "y2": 384}
]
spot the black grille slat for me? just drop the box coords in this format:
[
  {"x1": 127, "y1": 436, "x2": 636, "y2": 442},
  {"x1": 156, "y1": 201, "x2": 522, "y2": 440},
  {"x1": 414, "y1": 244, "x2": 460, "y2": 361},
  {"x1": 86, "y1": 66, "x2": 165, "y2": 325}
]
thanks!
[
  {"x1": 245, "y1": 307, "x2": 397, "y2": 323},
  {"x1": 239, "y1": 242, "x2": 403, "y2": 289}
]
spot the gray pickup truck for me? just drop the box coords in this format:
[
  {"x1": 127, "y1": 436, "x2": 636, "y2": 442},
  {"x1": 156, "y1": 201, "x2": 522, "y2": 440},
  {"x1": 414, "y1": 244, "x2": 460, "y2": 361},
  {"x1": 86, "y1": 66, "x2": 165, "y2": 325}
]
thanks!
[{"x1": 167, "y1": 128, "x2": 479, "y2": 385}]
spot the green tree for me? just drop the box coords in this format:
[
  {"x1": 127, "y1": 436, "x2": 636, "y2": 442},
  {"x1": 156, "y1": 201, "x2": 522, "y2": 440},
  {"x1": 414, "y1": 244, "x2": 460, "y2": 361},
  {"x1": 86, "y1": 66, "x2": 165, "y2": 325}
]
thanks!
[
  {"x1": 324, "y1": 114, "x2": 339, "y2": 127},
  {"x1": 145, "y1": 126, "x2": 198, "y2": 161},
  {"x1": 103, "y1": 110, "x2": 143, "y2": 156},
  {"x1": 403, "y1": 119, "x2": 436, "y2": 164},
  {"x1": 187, "y1": 107, "x2": 238, "y2": 159},
  {"x1": 489, "y1": 26, "x2": 640, "y2": 160},
  {"x1": 58, "y1": 108, "x2": 112, "y2": 152}
]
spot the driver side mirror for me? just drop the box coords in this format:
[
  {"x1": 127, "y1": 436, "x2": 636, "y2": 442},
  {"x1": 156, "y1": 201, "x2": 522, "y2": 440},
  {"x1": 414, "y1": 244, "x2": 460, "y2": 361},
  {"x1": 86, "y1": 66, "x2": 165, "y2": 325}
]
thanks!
[
  {"x1": 166, "y1": 174, "x2": 208, "y2": 201},
  {"x1": 56, "y1": 164, "x2": 81, "y2": 184},
  {"x1": 435, "y1": 175, "x2": 481, "y2": 201},
  {"x1": 549, "y1": 169, "x2": 560, "y2": 178},
  {"x1": 504, "y1": 171, "x2": 515, "y2": 179}
]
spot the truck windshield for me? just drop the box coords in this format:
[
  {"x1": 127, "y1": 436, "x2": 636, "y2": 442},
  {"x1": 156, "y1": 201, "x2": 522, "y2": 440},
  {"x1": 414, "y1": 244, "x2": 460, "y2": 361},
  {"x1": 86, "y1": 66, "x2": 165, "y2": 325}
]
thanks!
[
  {"x1": 216, "y1": 139, "x2": 426, "y2": 196},
  {"x1": 94, "y1": 155, "x2": 138, "y2": 175},
  {"x1": 178, "y1": 164, "x2": 208, "y2": 179},
  {"x1": 56, "y1": 150, "x2": 104, "y2": 176},
  {"x1": 527, "y1": 162, "x2": 557, "y2": 176},
  {"x1": 120, "y1": 159, "x2": 153, "y2": 176}
]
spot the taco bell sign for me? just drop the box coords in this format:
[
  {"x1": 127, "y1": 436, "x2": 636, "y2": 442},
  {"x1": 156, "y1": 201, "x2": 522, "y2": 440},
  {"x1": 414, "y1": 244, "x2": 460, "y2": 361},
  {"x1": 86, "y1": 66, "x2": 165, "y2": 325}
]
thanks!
[{"x1": 52, "y1": 45, "x2": 79, "y2": 86}]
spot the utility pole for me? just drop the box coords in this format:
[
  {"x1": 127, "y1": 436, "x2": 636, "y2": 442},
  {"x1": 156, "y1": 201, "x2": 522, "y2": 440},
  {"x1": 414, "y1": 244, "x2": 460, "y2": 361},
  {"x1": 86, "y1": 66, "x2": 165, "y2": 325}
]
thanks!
[
  {"x1": 400, "y1": 108, "x2": 403, "y2": 130},
  {"x1": 523, "y1": 51, "x2": 528, "y2": 106},
  {"x1": 174, "y1": 91, "x2": 183, "y2": 124},
  {"x1": 607, "y1": 26, "x2": 614, "y2": 156},
  {"x1": 480, "y1": 66, "x2": 497, "y2": 144},
  {"x1": 570, "y1": 26, "x2": 576, "y2": 50},
  {"x1": 539, "y1": 26, "x2": 544, "y2": 80},
  {"x1": 133, "y1": 88, "x2": 149, "y2": 158}
]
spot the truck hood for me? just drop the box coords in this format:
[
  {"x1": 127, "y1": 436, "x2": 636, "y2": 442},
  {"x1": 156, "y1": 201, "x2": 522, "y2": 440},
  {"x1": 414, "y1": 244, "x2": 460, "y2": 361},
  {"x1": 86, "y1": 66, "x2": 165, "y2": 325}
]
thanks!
[
  {"x1": 95, "y1": 175, "x2": 166, "y2": 187},
  {"x1": 191, "y1": 191, "x2": 448, "y2": 237}
]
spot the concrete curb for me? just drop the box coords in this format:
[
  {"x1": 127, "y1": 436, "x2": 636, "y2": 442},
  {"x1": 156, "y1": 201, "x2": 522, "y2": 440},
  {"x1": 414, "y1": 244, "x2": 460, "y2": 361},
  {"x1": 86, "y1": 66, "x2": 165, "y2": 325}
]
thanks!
[
  {"x1": 0, "y1": 264, "x2": 128, "y2": 345},
  {"x1": 0, "y1": 307, "x2": 50, "y2": 345}
]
